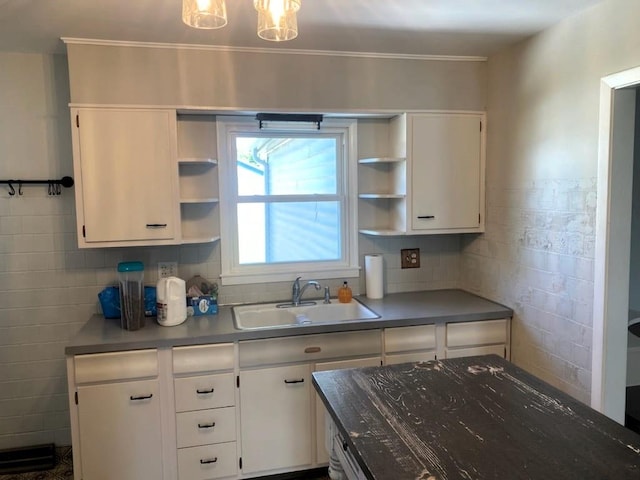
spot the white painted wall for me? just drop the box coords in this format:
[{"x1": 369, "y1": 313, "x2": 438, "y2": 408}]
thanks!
[
  {"x1": 462, "y1": 0, "x2": 640, "y2": 404},
  {"x1": 629, "y1": 92, "x2": 640, "y2": 312}
]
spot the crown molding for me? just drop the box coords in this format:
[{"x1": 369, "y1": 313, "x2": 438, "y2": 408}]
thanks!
[{"x1": 61, "y1": 38, "x2": 487, "y2": 62}]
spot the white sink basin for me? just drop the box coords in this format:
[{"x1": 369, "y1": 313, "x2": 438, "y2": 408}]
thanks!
[{"x1": 233, "y1": 299, "x2": 380, "y2": 330}]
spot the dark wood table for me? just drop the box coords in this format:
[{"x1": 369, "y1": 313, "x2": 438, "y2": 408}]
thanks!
[{"x1": 312, "y1": 355, "x2": 640, "y2": 480}]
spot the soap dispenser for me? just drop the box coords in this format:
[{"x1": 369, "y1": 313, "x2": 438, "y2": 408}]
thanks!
[{"x1": 338, "y1": 281, "x2": 352, "y2": 303}]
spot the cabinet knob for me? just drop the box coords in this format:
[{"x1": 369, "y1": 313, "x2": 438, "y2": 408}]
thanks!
[{"x1": 200, "y1": 457, "x2": 218, "y2": 464}]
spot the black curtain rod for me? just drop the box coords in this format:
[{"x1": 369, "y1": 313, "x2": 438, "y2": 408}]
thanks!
[{"x1": 1, "y1": 176, "x2": 74, "y2": 196}]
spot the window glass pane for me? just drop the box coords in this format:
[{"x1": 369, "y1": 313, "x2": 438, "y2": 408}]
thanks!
[
  {"x1": 238, "y1": 202, "x2": 341, "y2": 264},
  {"x1": 236, "y1": 136, "x2": 337, "y2": 196}
]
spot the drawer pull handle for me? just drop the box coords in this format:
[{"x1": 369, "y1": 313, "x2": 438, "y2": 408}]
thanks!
[
  {"x1": 198, "y1": 422, "x2": 216, "y2": 429},
  {"x1": 196, "y1": 388, "x2": 215, "y2": 395},
  {"x1": 417, "y1": 215, "x2": 435, "y2": 219},
  {"x1": 284, "y1": 378, "x2": 305, "y2": 384},
  {"x1": 130, "y1": 394, "x2": 153, "y2": 401},
  {"x1": 200, "y1": 457, "x2": 218, "y2": 465},
  {"x1": 146, "y1": 223, "x2": 167, "y2": 228},
  {"x1": 304, "y1": 346, "x2": 321, "y2": 354}
]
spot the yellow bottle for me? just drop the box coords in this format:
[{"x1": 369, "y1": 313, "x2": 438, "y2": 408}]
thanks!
[{"x1": 338, "y1": 281, "x2": 352, "y2": 303}]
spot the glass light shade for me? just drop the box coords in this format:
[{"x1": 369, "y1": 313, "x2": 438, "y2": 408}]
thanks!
[
  {"x1": 254, "y1": 0, "x2": 301, "y2": 13},
  {"x1": 256, "y1": 8, "x2": 298, "y2": 41},
  {"x1": 182, "y1": 0, "x2": 227, "y2": 29}
]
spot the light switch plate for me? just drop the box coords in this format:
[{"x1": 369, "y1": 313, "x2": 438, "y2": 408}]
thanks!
[{"x1": 401, "y1": 249, "x2": 420, "y2": 269}]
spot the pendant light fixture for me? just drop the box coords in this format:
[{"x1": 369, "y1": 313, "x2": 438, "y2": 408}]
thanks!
[
  {"x1": 254, "y1": 0, "x2": 301, "y2": 41},
  {"x1": 182, "y1": 0, "x2": 227, "y2": 29},
  {"x1": 182, "y1": 0, "x2": 302, "y2": 42}
]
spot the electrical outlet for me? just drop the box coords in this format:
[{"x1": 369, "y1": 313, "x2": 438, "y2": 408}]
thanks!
[
  {"x1": 401, "y1": 249, "x2": 420, "y2": 269},
  {"x1": 158, "y1": 261, "x2": 178, "y2": 278}
]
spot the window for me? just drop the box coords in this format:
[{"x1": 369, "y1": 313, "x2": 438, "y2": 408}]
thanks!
[{"x1": 217, "y1": 116, "x2": 359, "y2": 285}]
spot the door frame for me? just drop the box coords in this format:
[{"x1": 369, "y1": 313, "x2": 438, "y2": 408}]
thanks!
[{"x1": 592, "y1": 66, "x2": 640, "y2": 422}]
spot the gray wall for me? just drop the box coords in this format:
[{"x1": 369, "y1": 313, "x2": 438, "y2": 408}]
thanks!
[
  {"x1": 461, "y1": 0, "x2": 640, "y2": 404},
  {"x1": 65, "y1": 43, "x2": 486, "y2": 112}
]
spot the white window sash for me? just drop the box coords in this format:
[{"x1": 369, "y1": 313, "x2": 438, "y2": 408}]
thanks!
[{"x1": 217, "y1": 116, "x2": 359, "y2": 286}]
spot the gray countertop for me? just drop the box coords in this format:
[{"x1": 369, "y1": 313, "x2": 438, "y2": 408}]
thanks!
[{"x1": 65, "y1": 289, "x2": 513, "y2": 355}]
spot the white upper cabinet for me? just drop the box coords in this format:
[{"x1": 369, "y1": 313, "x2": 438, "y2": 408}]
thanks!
[
  {"x1": 71, "y1": 107, "x2": 180, "y2": 247},
  {"x1": 357, "y1": 112, "x2": 485, "y2": 235},
  {"x1": 409, "y1": 113, "x2": 485, "y2": 233}
]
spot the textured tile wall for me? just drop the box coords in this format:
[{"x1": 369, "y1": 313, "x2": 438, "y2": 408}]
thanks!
[{"x1": 461, "y1": 179, "x2": 596, "y2": 404}]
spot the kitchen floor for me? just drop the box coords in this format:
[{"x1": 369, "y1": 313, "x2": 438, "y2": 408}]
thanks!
[
  {"x1": 0, "y1": 447, "x2": 72, "y2": 480},
  {"x1": 0, "y1": 447, "x2": 330, "y2": 480}
]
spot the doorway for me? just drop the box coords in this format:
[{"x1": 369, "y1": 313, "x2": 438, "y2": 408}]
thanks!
[{"x1": 593, "y1": 67, "x2": 640, "y2": 423}]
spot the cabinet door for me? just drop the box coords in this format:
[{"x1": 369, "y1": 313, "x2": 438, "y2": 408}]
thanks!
[
  {"x1": 385, "y1": 351, "x2": 436, "y2": 365},
  {"x1": 314, "y1": 357, "x2": 381, "y2": 465},
  {"x1": 410, "y1": 113, "x2": 483, "y2": 232},
  {"x1": 239, "y1": 364, "x2": 312, "y2": 474},
  {"x1": 77, "y1": 379, "x2": 163, "y2": 480},
  {"x1": 73, "y1": 108, "x2": 178, "y2": 244}
]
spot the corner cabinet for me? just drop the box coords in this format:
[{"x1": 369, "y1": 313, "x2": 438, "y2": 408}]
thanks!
[
  {"x1": 70, "y1": 108, "x2": 181, "y2": 247},
  {"x1": 357, "y1": 112, "x2": 486, "y2": 235}
]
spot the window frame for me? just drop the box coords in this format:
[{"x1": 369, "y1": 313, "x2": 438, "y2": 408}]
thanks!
[{"x1": 217, "y1": 116, "x2": 360, "y2": 285}]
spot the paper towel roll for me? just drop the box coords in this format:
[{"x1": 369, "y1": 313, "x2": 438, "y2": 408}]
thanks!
[{"x1": 364, "y1": 254, "x2": 384, "y2": 299}]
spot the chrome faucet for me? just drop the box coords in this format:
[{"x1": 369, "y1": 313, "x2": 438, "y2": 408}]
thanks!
[{"x1": 291, "y1": 276, "x2": 322, "y2": 306}]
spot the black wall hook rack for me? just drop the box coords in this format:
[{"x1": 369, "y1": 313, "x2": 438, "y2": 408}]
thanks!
[{"x1": 1, "y1": 176, "x2": 74, "y2": 196}]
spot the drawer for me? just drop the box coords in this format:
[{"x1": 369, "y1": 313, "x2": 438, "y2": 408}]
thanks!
[
  {"x1": 178, "y1": 442, "x2": 237, "y2": 480},
  {"x1": 384, "y1": 325, "x2": 436, "y2": 353},
  {"x1": 74, "y1": 349, "x2": 157, "y2": 384},
  {"x1": 385, "y1": 351, "x2": 436, "y2": 365},
  {"x1": 446, "y1": 319, "x2": 508, "y2": 348},
  {"x1": 173, "y1": 344, "x2": 234, "y2": 375},
  {"x1": 445, "y1": 344, "x2": 506, "y2": 359},
  {"x1": 176, "y1": 407, "x2": 236, "y2": 448},
  {"x1": 239, "y1": 330, "x2": 381, "y2": 367},
  {"x1": 175, "y1": 373, "x2": 235, "y2": 412}
]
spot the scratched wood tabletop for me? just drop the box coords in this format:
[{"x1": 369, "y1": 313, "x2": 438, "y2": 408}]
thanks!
[{"x1": 313, "y1": 355, "x2": 640, "y2": 480}]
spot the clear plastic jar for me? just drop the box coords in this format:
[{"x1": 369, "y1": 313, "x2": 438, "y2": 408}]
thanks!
[{"x1": 117, "y1": 261, "x2": 145, "y2": 331}]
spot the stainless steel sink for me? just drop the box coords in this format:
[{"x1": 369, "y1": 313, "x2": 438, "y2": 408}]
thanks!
[{"x1": 232, "y1": 299, "x2": 380, "y2": 330}]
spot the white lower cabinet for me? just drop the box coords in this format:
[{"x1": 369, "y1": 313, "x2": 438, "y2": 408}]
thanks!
[
  {"x1": 383, "y1": 324, "x2": 437, "y2": 365},
  {"x1": 69, "y1": 349, "x2": 163, "y2": 480},
  {"x1": 314, "y1": 357, "x2": 382, "y2": 465},
  {"x1": 77, "y1": 380, "x2": 163, "y2": 480},
  {"x1": 67, "y1": 318, "x2": 511, "y2": 480},
  {"x1": 237, "y1": 330, "x2": 382, "y2": 476},
  {"x1": 239, "y1": 364, "x2": 313, "y2": 474},
  {"x1": 445, "y1": 319, "x2": 510, "y2": 359},
  {"x1": 172, "y1": 344, "x2": 236, "y2": 480}
]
